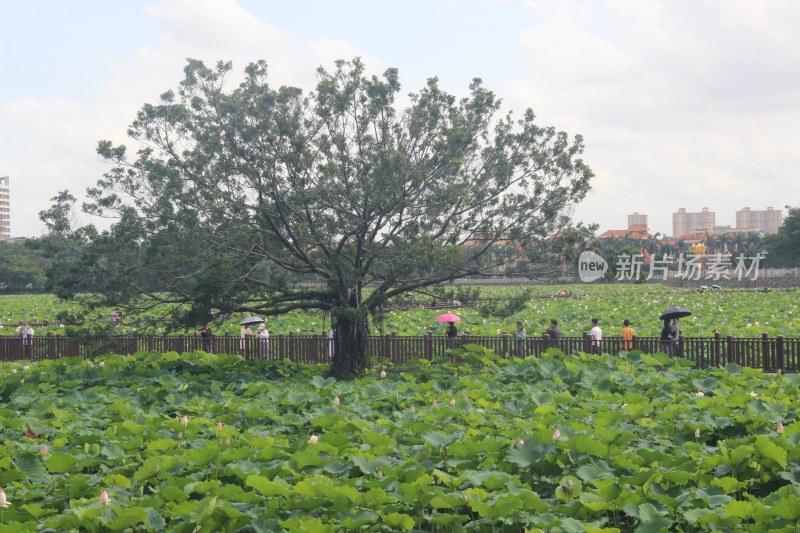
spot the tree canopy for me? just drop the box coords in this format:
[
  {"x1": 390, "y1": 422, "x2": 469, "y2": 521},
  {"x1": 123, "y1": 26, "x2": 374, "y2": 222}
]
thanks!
[
  {"x1": 41, "y1": 58, "x2": 593, "y2": 377},
  {"x1": 765, "y1": 206, "x2": 800, "y2": 267}
]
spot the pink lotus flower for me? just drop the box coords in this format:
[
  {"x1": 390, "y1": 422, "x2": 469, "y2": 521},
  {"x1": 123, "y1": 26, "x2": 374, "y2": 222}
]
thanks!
[
  {"x1": 376, "y1": 471, "x2": 383, "y2": 480},
  {"x1": 553, "y1": 428, "x2": 561, "y2": 441},
  {"x1": 410, "y1": 405, "x2": 416, "y2": 413},
  {"x1": 696, "y1": 391, "x2": 704, "y2": 397},
  {"x1": 694, "y1": 428, "x2": 701, "y2": 438},
  {"x1": 0, "y1": 489, "x2": 10, "y2": 508},
  {"x1": 432, "y1": 399, "x2": 438, "y2": 407},
  {"x1": 41, "y1": 445, "x2": 49, "y2": 457},
  {"x1": 308, "y1": 434, "x2": 319, "y2": 444},
  {"x1": 333, "y1": 396, "x2": 340, "y2": 407},
  {"x1": 778, "y1": 421, "x2": 785, "y2": 434},
  {"x1": 380, "y1": 370, "x2": 386, "y2": 378},
  {"x1": 450, "y1": 399, "x2": 456, "y2": 406},
  {"x1": 181, "y1": 415, "x2": 188, "y2": 427},
  {"x1": 99, "y1": 490, "x2": 112, "y2": 506},
  {"x1": 216, "y1": 421, "x2": 223, "y2": 431},
  {"x1": 515, "y1": 439, "x2": 525, "y2": 447}
]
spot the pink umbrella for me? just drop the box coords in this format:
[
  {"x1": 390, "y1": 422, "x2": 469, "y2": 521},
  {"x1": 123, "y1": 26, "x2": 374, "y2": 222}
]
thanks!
[{"x1": 436, "y1": 313, "x2": 461, "y2": 323}]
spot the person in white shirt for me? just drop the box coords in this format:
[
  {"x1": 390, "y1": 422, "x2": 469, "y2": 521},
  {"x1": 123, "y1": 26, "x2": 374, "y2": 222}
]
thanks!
[
  {"x1": 590, "y1": 318, "x2": 602, "y2": 355},
  {"x1": 257, "y1": 324, "x2": 269, "y2": 358}
]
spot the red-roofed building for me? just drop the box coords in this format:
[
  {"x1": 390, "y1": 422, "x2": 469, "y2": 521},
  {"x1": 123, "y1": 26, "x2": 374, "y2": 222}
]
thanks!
[{"x1": 598, "y1": 224, "x2": 651, "y2": 239}]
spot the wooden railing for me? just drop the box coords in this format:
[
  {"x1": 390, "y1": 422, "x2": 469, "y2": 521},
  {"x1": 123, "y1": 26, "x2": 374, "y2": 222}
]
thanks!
[{"x1": 1, "y1": 332, "x2": 798, "y2": 373}]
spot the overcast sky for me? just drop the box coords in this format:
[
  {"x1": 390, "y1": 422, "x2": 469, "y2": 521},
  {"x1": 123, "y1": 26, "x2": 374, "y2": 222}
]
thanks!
[{"x1": 2, "y1": 0, "x2": 798, "y2": 238}]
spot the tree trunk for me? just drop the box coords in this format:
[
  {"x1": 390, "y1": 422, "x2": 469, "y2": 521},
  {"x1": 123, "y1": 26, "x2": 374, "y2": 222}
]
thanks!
[{"x1": 331, "y1": 305, "x2": 370, "y2": 379}]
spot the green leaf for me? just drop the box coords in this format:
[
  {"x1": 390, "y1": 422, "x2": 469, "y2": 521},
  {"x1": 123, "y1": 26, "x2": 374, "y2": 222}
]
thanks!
[
  {"x1": 383, "y1": 512, "x2": 415, "y2": 530},
  {"x1": 245, "y1": 474, "x2": 290, "y2": 497},
  {"x1": 755, "y1": 436, "x2": 788, "y2": 469}
]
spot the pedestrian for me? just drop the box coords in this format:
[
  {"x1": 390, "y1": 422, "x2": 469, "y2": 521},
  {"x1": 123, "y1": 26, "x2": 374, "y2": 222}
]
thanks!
[
  {"x1": 546, "y1": 319, "x2": 562, "y2": 349},
  {"x1": 110, "y1": 309, "x2": 121, "y2": 326},
  {"x1": 197, "y1": 324, "x2": 213, "y2": 353},
  {"x1": 590, "y1": 318, "x2": 602, "y2": 355},
  {"x1": 621, "y1": 319, "x2": 635, "y2": 352},
  {"x1": 660, "y1": 319, "x2": 677, "y2": 356},
  {"x1": 20, "y1": 322, "x2": 34, "y2": 357},
  {"x1": 515, "y1": 321, "x2": 527, "y2": 356},
  {"x1": 240, "y1": 324, "x2": 254, "y2": 355},
  {"x1": 257, "y1": 323, "x2": 270, "y2": 358},
  {"x1": 446, "y1": 321, "x2": 458, "y2": 348}
]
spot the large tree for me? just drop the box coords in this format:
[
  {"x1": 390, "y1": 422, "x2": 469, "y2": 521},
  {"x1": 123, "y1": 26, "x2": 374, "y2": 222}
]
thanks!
[
  {"x1": 44, "y1": 58, "x2": 593, "y2": 378},
  {"x1": 765, "y1": 206, "x2": 800, "y2": 267}
]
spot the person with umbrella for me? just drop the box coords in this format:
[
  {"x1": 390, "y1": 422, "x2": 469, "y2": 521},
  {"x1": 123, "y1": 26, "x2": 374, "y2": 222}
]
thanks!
[
  {"x1": 240, "y1": 316, "x2": 262, "y2": 356},
  {"x1": 436, "y1": 313, "x2": 461, "y2": 349},
  {"x1": 659, "y1": 307, "x2": 691, "y2": 357}
]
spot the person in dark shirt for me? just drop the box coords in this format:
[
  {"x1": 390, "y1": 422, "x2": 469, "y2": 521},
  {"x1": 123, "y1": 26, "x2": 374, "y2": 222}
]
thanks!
[{"x1": 546, "y1": 319, "x2": 561, "y2": 349}]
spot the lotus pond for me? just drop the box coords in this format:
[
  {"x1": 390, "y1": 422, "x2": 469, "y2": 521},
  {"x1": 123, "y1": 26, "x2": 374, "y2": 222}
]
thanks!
[
  {"x1": 2, "y1": 348, "x2": 800, "y2": 531},
  {"x1": 2, "y1": 285, "x2": 799, "y2": 339}
]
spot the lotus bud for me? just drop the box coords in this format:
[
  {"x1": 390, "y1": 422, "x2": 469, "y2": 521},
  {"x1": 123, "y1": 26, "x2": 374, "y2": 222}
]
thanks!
[
  {"x1": 99, "y1": 490, "x2": 112, "y2": 506},
  {"x1": 22, "y1": 365, "x2": 29, "y2": 372},
  {"x1": 587, "y1": 415, "x2": 593, "y2": 423},
  {"x1": 515, "y1": 439, "x2": 525, "y2": 447},
  {"x1": 181, "y1": 415, "x2": 188, "y2": 426},
  {"x1": 99, "y1": 361, "x2": 105, "y2": 368},
  {"x1": 450, "y1": 399, "x2": 456, "y2": 406},
  {"x1": 225, "y1": 436, "x2": 231, "y2": 445},
  {"x1": 308, "y1": 434, "x2": 319, "y2": 444},
  {"x1": 432, "y1": 399, "x2": 438, "y2": 407},
  {"x1": 694, "y1": 427, "x2": 701, "y2": 438},
  {"x1": 216, "y1": 421, "x2": 223, "y2": 431},
  {"x1": 553, "y1": 428, "x2": 561, "y2": 441},
  {"x1": 333, "y1": 396, "x2": 340, "y2": 407},
  {"x1": 504, "y1": 352, "x2": 509, "y2": 358},
  {"x1": 376, "y1": 471, "x2": 383, "y2": 480},
  {"x1": 41, "y1": 445, "x2": 49, "y2": 457},
  {"x1": 461, "y1": 493, "x2": 468, "y2": 502},
  {"x1": 0, "y1": 489, "x2": 10, "y2": 508},
  {"x1": 778, "y1": 421, "x2": 785, "y2": 434},
  {"x1": 410, "y1": 405, "x2": 416, "y2": 413},
  {"x1": 380, "y1": 370, "x2": 386, "y2": 378},
  {"x1": 178, "y1": 431, "x2": 183, "y2": 439},
  {"x1": 696, "y1": 391, "x2": 704, "y2": 397}
]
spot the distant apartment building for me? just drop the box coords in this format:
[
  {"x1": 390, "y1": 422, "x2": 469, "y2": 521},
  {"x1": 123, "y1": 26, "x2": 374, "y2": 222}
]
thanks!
[
  {"x1": 0, "y1": 176, "x2": 9, "y2": 240},
  {"x1": 736, "y1": 207, "x2": 783, "y2": 234},
  {"x1": 627, "y1": 212, "x2": 648, "y2": 229},
  {"x1": 673, "y1": 207, "x2": 715, "y2": 238}
]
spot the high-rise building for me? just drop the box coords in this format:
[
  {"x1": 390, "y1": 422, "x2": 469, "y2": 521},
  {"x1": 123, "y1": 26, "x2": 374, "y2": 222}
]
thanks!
[
  {"x1": 672, "y1": 207, "x2": 715, "y2": 238},
  {"x1": 627, "y1": 212, "x2": 648, "y2": 229},
  {"x1": 736, "y1": 207, "x2": 783, "y2": 234},
  {"x1": 0, "y1": 176, "x2": 9, "y2": 240}
]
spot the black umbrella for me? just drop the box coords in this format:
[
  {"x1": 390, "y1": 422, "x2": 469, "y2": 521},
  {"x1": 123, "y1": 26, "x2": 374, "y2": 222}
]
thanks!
[
  {"x1": 660, "y1": 306, "x2": 692, "y2": 321},
  {"x1": 240, "y1": 316, "x2": 264, "y2": 325}
]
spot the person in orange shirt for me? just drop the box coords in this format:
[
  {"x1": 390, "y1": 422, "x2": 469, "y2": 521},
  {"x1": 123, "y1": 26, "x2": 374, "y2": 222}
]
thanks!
[{"x1": 621, "y1": 319, "x2": 635, "y2": 352}]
